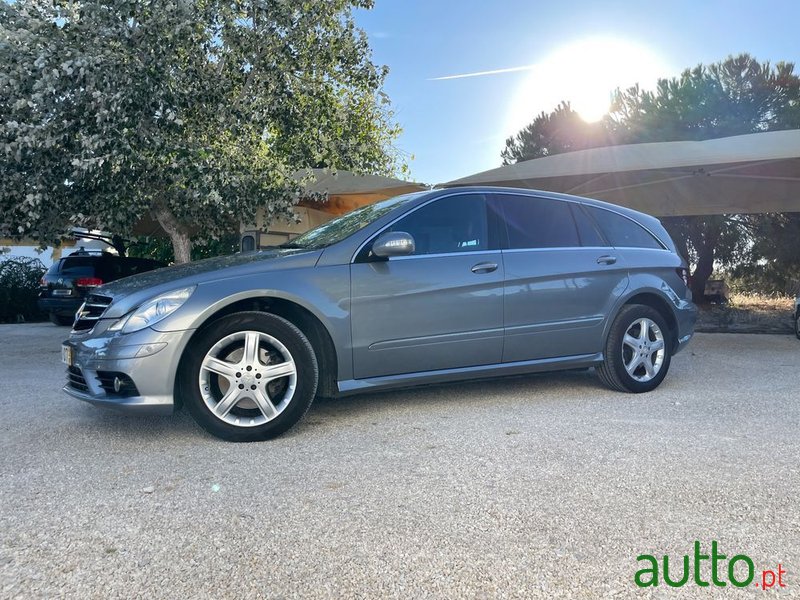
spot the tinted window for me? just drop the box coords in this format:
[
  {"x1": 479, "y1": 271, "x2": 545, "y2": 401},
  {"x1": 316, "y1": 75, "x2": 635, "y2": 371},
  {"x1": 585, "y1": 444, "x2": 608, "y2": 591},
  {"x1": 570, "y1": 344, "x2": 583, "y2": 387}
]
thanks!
[
  {"x1": 56, "y1": 257, "x2": 99, "y2": 277},
  {"x1": 389, "y1": 194, "x2": 489, "y2": 255},
  {"x1": 499, "y1": 195, "x2": 579, "y2": 249},
  {"x1": 570, "y1": 204, "x2": 608, "y2": 247},
  {"x1": 584, "y1": 206, "x2": 664, "y2": 249}
]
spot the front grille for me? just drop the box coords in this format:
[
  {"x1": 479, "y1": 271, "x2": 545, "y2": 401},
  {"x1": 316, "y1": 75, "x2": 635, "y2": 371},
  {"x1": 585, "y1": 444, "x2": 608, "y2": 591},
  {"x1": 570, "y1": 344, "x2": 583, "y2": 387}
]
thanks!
[
  {"x1": 96, "y1": 371, "x2": 139, "y2": 397},
  {"x1": 66, "y1": 366, "x2": 89, "y2": 393},
  {"x1": 73, "y1": 294, "x2": 113, "y2": 331}
]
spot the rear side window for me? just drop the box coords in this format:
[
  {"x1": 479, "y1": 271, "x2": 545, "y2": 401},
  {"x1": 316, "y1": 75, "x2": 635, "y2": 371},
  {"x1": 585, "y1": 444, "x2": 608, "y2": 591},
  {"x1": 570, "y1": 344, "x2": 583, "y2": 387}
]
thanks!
[
  {"x1": 570, "y1": 204, "x2": 608, "y2": 247},
  {"x1": 584, "y1": 206, "x2": 664, "y2": 249},
  {"x1": 498, "y1": 194, "x2": 579, "y2": 249},
  {"x1": 389, "y1": 194, "x2": 490, "y2": 255}
]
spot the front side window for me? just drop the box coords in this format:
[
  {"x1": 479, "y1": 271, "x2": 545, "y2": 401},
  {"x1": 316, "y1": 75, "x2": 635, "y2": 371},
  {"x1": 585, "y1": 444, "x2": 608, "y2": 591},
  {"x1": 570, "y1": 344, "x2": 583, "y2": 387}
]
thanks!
[
  {"x1": 499, "y1": 194, "x2": 580, "y2": 249},
  {"x1": 584, "y1": 205, "x2": 664, "y2": 249},
  {"x1": 388, "y1": 194, "x2": 490, "y2": 255}
]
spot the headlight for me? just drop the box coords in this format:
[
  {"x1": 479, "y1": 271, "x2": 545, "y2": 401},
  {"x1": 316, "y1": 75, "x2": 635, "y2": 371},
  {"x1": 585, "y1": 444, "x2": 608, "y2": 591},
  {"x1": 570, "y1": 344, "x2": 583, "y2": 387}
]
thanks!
[{"x1": 108, "y1": 286, "x2": 195, "y2": 334}]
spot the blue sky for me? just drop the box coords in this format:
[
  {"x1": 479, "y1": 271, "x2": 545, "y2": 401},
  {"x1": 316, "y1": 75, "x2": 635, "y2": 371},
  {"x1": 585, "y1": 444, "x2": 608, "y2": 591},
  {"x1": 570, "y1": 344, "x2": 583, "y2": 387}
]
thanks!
[{"x1": 354, "y1": 0, "x2": 800, "y2": 185}]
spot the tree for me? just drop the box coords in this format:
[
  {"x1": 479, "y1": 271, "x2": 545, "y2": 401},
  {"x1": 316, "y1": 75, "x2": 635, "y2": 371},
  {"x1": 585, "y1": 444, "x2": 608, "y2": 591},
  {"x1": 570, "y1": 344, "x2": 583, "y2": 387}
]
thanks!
[
  {"x1": 731, "y1": 213, "x2": 800, "y2": 294},
  {"x1": 502, "y1": 54, "x2": 800, "y2": 300},
  {"x1": 610, "y1": 54, "x2": 800, "y2": 299},
  {"x1": 1, "y1": 0, "x2": 404, "y2": 262},
  {"x1": 501, "y1": 101, "x2": 609, "y2": 165}
]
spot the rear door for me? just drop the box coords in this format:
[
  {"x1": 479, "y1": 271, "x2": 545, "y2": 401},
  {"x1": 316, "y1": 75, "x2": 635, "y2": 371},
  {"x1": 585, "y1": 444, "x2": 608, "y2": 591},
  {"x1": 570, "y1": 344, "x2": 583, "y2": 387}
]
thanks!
[
  {"x1": 495, "y1": 193, "x2": 629, "y2": 362},
  {"x1": 350, "y1": 193, "x2": 505, "y2": 379}
]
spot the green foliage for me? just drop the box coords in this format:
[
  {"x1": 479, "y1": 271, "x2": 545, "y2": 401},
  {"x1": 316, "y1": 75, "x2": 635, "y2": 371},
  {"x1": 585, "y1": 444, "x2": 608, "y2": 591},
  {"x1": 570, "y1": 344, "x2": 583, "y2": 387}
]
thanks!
[
  {"x1": 502, "y1": 54, "x2": 800, "y2": 299},
  {"x1": 1, "y1": 0, "x2": 405, "y2": 261},
  {"x1": 128, "y1": 233, "x2": 240, "y2": 264},
  {"x1": 501, "y1": 101, "x2": 609, "y2": 165},
  {"x1": 729, "y1": 213, "x2": 800, "y2": 295},
  {"x1": 609, "y1": 56, "x2": 800, "y2": 141},
  {"x1": 0, "y1": 257, "x2": 47, "y2": 323}
]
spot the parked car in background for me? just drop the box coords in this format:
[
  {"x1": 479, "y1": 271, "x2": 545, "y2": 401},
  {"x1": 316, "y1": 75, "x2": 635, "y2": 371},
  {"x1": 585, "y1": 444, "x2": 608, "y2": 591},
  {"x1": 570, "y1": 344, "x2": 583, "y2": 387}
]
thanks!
[
  {"x1": 39, "y1": 251, "x2": 165, "y2": 325},
  {"x1": 795, "y1": 295, "x2": 800, "y2": 339},
  {"x1": 62, "y1": 187, "x2": 697, "y2": 441}
]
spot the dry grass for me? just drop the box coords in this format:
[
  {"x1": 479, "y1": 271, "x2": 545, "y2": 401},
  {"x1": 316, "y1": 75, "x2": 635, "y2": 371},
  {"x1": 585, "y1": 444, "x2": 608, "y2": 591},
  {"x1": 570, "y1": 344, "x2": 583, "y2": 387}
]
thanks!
[
  {"x1": 696, "y1": 292, "x2": 795, "y2": 334},
  {"x1": 727, "y1": 292, "x2": 794, "y2": 312}
]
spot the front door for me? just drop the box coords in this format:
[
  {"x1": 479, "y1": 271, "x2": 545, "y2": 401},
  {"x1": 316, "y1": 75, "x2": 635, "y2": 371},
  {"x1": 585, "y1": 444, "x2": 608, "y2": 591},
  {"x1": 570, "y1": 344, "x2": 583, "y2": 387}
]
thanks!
[{"x1": 350, "y1": 193, "x2": 504, "y2": 379}]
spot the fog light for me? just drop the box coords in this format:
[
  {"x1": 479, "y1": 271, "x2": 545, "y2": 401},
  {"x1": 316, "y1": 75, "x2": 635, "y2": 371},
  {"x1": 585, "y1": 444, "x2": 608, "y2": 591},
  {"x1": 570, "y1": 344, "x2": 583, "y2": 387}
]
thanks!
[{"x1": 113, "y1": 377, "x2": 122, "y2": 393}]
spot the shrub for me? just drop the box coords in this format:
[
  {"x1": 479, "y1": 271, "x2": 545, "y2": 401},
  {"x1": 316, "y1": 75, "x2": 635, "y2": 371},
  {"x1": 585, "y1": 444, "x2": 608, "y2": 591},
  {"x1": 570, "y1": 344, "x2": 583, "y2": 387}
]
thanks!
[{"x1": 0, "y1": 257, "x2": 47, "y2": 323}]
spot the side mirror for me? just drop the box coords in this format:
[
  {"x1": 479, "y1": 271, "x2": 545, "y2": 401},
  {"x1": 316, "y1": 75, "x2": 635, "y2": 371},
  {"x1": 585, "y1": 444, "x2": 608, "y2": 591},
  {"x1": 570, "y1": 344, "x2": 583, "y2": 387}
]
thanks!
[{"x1": 371, "y1": 231, "x2": 415, "y2": 258}]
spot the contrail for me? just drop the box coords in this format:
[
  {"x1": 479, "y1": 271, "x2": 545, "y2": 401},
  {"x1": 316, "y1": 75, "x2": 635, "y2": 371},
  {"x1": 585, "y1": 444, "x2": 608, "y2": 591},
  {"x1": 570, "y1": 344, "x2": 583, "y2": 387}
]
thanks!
[{"x1": 428, "y1": 64, "x2": 535, "y2": 81}]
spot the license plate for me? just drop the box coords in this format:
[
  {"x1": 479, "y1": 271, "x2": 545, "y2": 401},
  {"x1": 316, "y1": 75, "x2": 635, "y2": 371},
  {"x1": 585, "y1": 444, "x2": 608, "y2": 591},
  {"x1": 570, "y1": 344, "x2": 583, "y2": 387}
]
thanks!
[{"x1": 61, "y1": 344, "x2": 74, "y2": 367}]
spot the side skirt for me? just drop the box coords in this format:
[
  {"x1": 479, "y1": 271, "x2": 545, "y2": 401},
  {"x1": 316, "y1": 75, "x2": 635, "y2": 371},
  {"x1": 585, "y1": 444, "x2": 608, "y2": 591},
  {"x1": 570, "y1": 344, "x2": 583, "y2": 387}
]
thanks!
[{"x1": 337, "y1": 352, "x2": 604, "y2": 396}]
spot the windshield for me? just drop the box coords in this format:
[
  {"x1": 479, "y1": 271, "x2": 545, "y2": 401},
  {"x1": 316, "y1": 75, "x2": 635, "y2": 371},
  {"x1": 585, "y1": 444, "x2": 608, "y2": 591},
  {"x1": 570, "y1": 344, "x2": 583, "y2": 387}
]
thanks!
[{"x1": 284, "y1": 191, "x2": 427, "y2": 249}]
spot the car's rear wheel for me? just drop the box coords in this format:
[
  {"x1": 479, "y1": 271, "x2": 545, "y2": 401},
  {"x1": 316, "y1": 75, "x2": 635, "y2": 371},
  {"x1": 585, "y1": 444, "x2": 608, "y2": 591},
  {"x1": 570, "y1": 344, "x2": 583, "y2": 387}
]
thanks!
[
  {"x1": 597, "y1": 304, "x2": 672, "y2": 393},
  {"x1": 50, "y1": 312, "x2": 73, "y2": 327},
  {"x1": 180, "y1": 312, "x2": 318, "y2": 441}
]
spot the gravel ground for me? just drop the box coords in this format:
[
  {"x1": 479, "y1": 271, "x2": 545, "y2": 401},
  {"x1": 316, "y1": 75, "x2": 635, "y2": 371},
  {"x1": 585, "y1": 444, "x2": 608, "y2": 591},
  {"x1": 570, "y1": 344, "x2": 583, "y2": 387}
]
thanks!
[{"x1": 1, "y1": 323, "x2": 798, "y2": 599}]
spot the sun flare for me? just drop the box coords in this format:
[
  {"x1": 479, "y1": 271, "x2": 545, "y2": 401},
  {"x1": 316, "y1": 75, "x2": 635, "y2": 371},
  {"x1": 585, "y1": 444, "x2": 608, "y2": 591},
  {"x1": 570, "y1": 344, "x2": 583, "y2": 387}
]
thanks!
[{"x1": 504, "y1": 38, "x2": 672, "y2": 136}]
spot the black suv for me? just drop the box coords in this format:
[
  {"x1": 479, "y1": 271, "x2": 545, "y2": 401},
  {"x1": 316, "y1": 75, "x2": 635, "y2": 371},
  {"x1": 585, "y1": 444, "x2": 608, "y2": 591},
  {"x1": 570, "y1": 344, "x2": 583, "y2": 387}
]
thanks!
[{"x1": 38, "y1": 252, "x2": 165, "y2": 325}]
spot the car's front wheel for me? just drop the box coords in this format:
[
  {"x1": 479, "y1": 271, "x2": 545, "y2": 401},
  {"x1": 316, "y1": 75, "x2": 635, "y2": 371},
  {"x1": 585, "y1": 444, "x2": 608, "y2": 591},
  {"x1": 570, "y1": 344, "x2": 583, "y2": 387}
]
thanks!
[
  {"x1": 180, "y1": 312, "x2": 318, "y2": 441},
  {"x1": 597, "y1": 304, "x2": 672, "y2": 393}
]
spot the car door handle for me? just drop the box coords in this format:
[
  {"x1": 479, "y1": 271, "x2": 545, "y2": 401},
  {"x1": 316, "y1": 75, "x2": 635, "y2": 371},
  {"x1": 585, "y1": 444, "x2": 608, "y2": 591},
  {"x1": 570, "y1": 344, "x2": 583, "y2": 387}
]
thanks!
[
  {"x1": 596, "y1": 255, "x2": 618, "y2": 265},
  {"x1": 471, "y1": 262, "x2": 498, "y2": 274}
]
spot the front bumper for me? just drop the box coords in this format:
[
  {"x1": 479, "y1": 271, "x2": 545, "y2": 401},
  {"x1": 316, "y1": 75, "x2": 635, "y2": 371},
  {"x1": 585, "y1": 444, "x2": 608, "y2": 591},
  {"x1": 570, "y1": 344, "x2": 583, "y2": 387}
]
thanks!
[{"x1": 62, "y1": 326, "x2": 192, "y2": 416}]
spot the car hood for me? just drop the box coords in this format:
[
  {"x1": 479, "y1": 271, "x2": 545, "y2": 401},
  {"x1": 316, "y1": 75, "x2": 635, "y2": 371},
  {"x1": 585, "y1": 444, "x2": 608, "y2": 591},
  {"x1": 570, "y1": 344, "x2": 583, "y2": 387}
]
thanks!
[{"x1": 95, "y1": 248, "x2": 322, "y2": 318}]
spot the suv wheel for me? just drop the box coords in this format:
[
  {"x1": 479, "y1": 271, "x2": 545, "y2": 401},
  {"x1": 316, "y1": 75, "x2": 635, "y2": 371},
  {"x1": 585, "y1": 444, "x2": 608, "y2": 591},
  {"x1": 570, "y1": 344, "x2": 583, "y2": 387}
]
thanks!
[
  {"x1": 181, "y1": 312, "x2": 318, "y2": 441},
  {"x1": 597, "y1": 304, "x2": 672, "y2": 393}
]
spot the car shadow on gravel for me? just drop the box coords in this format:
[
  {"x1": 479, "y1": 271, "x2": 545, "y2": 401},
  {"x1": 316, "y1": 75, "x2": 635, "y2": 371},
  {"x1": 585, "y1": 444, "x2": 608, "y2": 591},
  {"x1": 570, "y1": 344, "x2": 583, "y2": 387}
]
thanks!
[
  {"x1": 71, "y1": 404, "x2": 208, "y2": 441},
  {"x1": 69, "y1": 368, "x2": 608, "y2": 442},
  {"x1": 307, "y1": 368, "x2": 606, "y2": 418}
]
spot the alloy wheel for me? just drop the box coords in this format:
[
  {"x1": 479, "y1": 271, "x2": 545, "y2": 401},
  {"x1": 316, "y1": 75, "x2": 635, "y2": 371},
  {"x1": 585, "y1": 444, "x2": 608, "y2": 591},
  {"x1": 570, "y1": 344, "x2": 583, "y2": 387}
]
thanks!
[
  {"x1": 199, "y1": 330, "x2": 297, "y2": 427},
  {"x1": 621, "y1": 317, "x2": 666, "y2": 383}
]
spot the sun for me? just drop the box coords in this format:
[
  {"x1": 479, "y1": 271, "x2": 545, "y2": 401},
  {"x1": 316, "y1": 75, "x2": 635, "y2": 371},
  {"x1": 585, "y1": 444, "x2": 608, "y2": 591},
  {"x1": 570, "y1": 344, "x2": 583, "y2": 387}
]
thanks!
[{"x1": 504, "y1": 37, "x2": 672, "y2": 136}]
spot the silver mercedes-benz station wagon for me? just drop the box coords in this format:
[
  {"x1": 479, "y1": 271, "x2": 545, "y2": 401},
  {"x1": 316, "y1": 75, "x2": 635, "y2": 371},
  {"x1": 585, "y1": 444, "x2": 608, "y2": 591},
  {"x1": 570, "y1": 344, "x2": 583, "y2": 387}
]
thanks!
[{"x1": 62, "y1": 187, "x2": 697, "y2": 441}]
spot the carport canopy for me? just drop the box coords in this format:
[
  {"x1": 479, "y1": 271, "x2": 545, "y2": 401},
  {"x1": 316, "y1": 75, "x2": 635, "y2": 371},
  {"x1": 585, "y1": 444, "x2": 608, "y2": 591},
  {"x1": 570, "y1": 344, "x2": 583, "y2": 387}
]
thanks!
[{"x1": 444, "y1": 129, "x2": 800, "y2": 217}]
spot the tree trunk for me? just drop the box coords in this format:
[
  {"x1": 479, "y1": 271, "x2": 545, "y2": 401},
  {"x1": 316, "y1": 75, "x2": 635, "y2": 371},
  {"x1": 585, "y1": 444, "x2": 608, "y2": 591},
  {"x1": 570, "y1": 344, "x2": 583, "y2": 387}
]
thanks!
[
  {"x1": 691, "y1": 244, "x2": 715, "y2": 303},
  {"x1": 152, "y1": 202, "x2": 192, "y2": 264},
  {"x1": 687, "y1": 221, "x2": 720, "y2": 304}
]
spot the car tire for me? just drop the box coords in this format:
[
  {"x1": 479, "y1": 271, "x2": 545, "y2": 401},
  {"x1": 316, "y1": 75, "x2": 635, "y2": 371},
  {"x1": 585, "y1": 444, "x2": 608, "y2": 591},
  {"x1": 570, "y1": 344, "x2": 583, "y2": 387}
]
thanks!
[
  {"x1": 180, "y1": 311, "x2": 318, "y2": 442},
  {"x1": 597, "y1": 304, "x2": 672, "y2": 393},
  {"x1": 795, "y1": 310, "x2": 800, "y2": 340},
  {"x1": 50, "y1": 312, "x2": 73, "y2": 327}
]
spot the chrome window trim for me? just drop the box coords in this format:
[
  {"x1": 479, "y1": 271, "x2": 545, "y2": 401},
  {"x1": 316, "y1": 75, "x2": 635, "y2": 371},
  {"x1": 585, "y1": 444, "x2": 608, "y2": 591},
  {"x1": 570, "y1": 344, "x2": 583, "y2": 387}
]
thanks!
[
  {"x1": 501, "y1": 246, "x2": 671, "y2": 254},
  {"x1": 387, "y1": 249, "x2": 502, "y2": 262}
]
